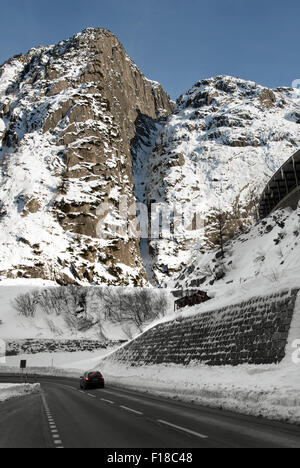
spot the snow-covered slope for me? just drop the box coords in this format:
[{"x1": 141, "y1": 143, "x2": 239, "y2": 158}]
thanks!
[
  {"x1": 100, "y1": 207, "x2": 300, "y2": 425},
  {"x1": 0, "y1": 279, "x2": 169, "y2": 341},
  {"x1": 1, "y1": 32, "x2": 299, "y2": 291},
  {"x1": 171, "y1": 206, "x2": 300, "y2": 305},
  {"x1": 0, "y1": 28, "x2": 172, "y2": 286},
  {"x1": 146, "y1": 76, "x2": 300, "y2": 285}
]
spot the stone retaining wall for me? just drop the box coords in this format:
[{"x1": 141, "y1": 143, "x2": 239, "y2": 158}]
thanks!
[{"x1": 111, "y1": 288, "x2": 299, "y2": 366}]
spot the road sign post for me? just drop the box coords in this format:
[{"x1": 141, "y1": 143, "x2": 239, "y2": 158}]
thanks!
[
  {"x1": 20, "y1": 360, "x2": 27, "y2": 382},
  {"x1": 0, "y1": 339, "x2": 5, "y2": 364}
]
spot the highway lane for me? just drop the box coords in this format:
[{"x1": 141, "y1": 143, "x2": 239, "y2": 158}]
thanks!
[
  {"x1": 0, "y1": 374, "x2": 300, "y2": 448},
  {"x1": 0, "y1": 393, "x2": 51, "y2": 448}
]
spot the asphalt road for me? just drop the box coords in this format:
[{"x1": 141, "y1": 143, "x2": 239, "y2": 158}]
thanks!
[{"x1": 0, "y1": 374, "x2": 300, "y2": 448}]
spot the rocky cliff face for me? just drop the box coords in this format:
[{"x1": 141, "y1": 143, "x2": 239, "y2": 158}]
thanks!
[
  {"x1": 146, "y1": 76, "x2": 300, "y2": 285},
  {"x1": 0, "y1": 28, "x2": 172, "y2": 285},
  {"x1": 1, "y1": 34, "x2": 299, "y2": 289}
]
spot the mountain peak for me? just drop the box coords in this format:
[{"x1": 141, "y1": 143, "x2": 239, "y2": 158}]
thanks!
[
  {"x1": 0, "y1": 30, "x2": 173, "y2": 286},
  {"x1": 176, "y1": 75, "x2": 271, "y2": 110},
  {"x1": 147, "y1": 76, "x2": 300, "y2": 285}
]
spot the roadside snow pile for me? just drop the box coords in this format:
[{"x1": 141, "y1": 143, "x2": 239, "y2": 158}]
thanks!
[
  {"x1": 0, "y1": 383, "x2": 40, "y2": 402},
  {"x1": 0, "y1": 366, "x2": 82, "y2": 378},
  {"x1": 2, "y1": 347, "x2": 117, "y2": 369},
  {"x1": 100, "y1": 354, "x2": 300, "y2": 424}
]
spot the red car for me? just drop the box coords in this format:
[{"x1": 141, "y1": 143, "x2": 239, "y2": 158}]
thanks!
[{"x1": 80, "y1": 371, "x2": 105, "y2": 389}]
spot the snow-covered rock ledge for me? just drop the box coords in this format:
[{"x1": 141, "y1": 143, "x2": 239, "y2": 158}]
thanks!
[{"x1": 0, "y1": 383, "x2": 41, "y2": 402}]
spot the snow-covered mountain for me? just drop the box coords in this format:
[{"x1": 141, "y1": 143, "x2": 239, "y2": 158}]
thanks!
[
  {"x1": 0, "y1": 28, "x2": 172, "y2": 286},
  {"x1": 0, "y1": 29, "x2": 299, "y2": 289},
  {"x1": 146, "y1": 76, "x2": 300, "y2": 285}
]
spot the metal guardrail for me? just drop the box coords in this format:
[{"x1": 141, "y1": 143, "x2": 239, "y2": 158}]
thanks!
[{"x1": 259, "y1": 149, "x2": 300, "y2": 218}]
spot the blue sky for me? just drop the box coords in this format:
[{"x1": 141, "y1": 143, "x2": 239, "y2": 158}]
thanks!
[{"x1": 0, "y1": 0, "x2": 299, "y2": 99}]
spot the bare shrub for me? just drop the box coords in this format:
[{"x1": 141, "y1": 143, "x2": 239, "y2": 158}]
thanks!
[
  {"x1": 12, "y1": 286, "x2": 169, "y2": 336},
  {"x1": 263, "y1": 269, "x2": 281, "y2": 283},
  {"x1": 199, "y1": 261, "x2": 226, "y2": 282},
  {"x1": 12, "y1": 291, "x2": 39, "y2": 317}
]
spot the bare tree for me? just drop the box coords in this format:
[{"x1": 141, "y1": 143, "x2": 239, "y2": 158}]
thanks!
[
  {"x1": 67, "y1": 286, "x2": 88, "y2": 315},
  {"x1": 205, "y1": 208, "x2": 232, "y2": 258},
  {"x1": 118, "y1": 289, "x2": 167, "y2": 332},
  {"x1": 12, "y1": 285, "x2": 169, "y2": 337}
]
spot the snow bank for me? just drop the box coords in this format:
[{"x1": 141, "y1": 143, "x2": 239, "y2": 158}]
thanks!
[
  {"x1": 100, "y1": 358, "x2": 300, "y2": 425},
  {"x1": 0, "y1": 366, "x2": 82, "y2": 378},
  {"x1": 0, "y1": 348, "x2": 117, "y2": 377},
  {"x1": 1, "y1": 347, "x2": 118, "y2": 371},
  {"x1": 0, "y1": 383, "x2": 40, "y2": 402}
]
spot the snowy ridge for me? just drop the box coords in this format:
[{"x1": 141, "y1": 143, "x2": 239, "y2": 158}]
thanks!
[
  {"x1": 0, "y1": 30, "x2": 300, "y2": 292},
  {"x1": 0, "y1": 28, "x2": 172, "y2": 285},
  {"x1": 146, "y1": 76, "x2": 300, "y2": 285},
  {"x1": 0, "y1": 36, "x2": 113, "y2": 283}
]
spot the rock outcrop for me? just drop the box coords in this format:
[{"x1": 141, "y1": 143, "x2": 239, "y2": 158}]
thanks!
[
  {"x1": 146, "y1": 76, "x2": 300, "y2": 285},
  {"x1": 1, "y1": 35, "x2": 300, "y2": 288},
  {"x1": 0, "y1": 28, "x2": 172, "y2": 285}
]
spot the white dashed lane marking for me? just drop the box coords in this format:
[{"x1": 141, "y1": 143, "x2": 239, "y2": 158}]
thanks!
[
  {"x1": 77, "y1": 388, "x2": 207, "y2": 442},
  {"x1": 120, "y1": 405, "x2": 143, "y2": 416},
  {"x1": 157, "y1": 419, "x2": 208, "y2": 440},
  {"x1": 101, "y1": 398, "x2": 115, "y2": 405},
  {"x1": 69, "y1": 387, "x2": 209, "y2": 443},
  {"x1": 41, "y1": 393, "x2": 64, "y2": 449},
  {"x1": 79, "y1": 391, "x2": 115, "y2": 406}
]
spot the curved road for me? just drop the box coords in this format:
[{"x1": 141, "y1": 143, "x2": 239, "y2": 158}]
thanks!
[{"x1": 0, "y1": 374, "x2": 300, "y2": 448}]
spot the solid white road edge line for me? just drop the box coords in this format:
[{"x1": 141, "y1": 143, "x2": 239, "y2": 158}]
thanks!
[{"x1": 157, "y1": 419, "x2": 208, "y2": 440}]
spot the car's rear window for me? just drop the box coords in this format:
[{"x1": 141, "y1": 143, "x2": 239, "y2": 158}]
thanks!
[{"x1": 88, "y1": 372, "x2": 102, "y2": 378}]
